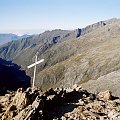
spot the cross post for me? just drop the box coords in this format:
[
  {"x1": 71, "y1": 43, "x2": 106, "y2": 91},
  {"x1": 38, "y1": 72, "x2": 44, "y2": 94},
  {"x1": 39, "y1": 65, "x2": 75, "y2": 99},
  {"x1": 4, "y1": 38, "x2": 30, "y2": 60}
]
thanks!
[{"x1": 27, "y1": 55, "x2": 44, "y2": 92}]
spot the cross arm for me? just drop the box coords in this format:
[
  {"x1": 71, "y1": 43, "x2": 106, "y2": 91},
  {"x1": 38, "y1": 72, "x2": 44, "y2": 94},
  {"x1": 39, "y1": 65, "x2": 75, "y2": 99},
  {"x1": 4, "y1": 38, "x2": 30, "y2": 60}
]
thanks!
[{"x1": 27, "y1": 59, "x2": 44, "y2": 69}]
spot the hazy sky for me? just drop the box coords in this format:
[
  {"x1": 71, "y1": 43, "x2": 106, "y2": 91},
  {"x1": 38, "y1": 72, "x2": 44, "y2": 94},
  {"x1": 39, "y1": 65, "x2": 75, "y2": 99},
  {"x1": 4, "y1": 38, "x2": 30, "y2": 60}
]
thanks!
[{"x1": 0, "y1": 0, "x2": 120, "y2": 35}]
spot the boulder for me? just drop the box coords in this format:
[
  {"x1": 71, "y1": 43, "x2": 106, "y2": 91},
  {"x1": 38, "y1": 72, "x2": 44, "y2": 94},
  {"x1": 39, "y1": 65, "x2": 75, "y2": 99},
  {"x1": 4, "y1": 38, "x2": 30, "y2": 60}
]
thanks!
[{"x1": 97, "y1": 90, "x2": 112, "y2": 101}]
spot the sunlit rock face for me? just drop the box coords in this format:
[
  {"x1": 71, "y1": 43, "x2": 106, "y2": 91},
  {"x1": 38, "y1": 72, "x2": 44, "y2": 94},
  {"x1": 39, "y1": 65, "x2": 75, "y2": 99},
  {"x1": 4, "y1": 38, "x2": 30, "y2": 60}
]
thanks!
[{"x1": 0, "y1": 86, "x2": 120, "y2": 120}]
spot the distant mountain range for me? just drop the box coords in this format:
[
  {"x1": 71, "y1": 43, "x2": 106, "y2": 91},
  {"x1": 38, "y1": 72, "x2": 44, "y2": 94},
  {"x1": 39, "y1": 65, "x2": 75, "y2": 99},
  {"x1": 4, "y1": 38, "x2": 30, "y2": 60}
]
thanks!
[
  {"x1": 0, "y1": 33, "x2": 30, "y2": 45},
  {"x1": 0, "y1": 18, "x2": 120, "y2": 97}
]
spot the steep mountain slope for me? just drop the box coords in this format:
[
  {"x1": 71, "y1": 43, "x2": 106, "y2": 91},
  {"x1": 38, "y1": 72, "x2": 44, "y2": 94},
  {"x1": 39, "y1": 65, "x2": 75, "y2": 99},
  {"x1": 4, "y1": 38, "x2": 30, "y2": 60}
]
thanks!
[
  {"x1": 0, "y1": 18, "x2": 117, "y2": 64},
  {"x1": 35, "y1": 18, "x2": 120, "y2": 96},
  {"x1": 0, "y1": 18, "x2": 120, "y2": 96}
]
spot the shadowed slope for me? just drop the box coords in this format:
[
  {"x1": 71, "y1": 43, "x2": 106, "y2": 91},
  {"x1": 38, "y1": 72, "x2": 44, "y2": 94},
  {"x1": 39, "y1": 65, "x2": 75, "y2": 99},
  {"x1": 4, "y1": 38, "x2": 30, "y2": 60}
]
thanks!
[{"x1": 0, "y1": 58, "x2": 30, "y2": 93}]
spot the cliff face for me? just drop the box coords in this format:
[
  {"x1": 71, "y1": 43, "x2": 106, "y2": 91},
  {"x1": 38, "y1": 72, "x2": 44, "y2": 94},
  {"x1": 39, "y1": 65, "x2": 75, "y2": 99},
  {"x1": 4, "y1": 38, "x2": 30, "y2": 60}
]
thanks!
[{"x1": 0, "y1": 86, "x2": 120, "y2": 120}]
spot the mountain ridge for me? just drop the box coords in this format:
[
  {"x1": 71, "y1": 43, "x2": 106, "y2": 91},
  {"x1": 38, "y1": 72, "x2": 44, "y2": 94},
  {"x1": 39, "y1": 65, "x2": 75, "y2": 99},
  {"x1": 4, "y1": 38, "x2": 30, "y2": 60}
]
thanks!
[{"x1": 0, "y1": 18, "x2": 120, "y2": 96}]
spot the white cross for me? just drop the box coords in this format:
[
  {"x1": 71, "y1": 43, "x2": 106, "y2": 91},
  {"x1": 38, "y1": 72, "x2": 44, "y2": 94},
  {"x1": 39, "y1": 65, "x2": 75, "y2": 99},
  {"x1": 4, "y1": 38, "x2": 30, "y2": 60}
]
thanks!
[{"x1": 27, "y1": 55, "x2": 44, "y2": 92}]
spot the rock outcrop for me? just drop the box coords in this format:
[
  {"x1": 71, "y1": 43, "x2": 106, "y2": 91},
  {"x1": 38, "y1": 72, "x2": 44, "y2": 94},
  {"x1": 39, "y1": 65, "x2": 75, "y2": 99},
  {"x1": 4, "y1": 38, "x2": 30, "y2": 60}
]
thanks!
[
  {"x1": 75, "y1": 18, "x2": 119, "y2": 38},
  {"x1": 0, "y1": 86, "x2": 120, "y2": 120}
]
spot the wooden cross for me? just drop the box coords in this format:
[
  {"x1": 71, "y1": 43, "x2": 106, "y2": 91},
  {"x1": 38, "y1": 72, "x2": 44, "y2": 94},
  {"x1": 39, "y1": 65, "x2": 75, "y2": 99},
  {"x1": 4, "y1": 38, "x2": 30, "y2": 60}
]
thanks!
[{"x1": 27, "y1": 55, "x2": 44, "y2": 92}]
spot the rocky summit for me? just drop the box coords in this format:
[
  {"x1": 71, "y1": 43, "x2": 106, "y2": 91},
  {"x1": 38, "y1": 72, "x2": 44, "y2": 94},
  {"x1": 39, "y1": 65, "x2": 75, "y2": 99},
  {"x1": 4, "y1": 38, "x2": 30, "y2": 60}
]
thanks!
[{"x1": 0, "y1": 85, "x2": 120, "y2": 120}]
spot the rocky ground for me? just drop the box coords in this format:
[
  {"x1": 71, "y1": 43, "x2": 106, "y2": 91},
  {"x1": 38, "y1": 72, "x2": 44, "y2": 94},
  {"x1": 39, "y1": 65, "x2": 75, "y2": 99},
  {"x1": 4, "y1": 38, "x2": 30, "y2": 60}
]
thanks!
[{"x1": 0, "y1": 85, "x2": 120, "y2": 120}]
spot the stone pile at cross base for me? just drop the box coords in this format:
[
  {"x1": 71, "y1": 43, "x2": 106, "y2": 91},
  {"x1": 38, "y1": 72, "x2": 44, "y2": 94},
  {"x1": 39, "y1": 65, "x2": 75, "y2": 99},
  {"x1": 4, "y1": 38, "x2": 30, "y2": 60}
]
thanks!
[{"x1": 0, "y1": 85, "x2": 120, "y2": 120}]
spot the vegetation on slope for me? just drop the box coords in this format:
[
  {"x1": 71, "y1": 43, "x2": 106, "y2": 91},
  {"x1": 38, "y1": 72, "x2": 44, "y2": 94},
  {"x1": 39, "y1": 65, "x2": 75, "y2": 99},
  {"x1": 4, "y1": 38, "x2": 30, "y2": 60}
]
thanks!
[{"x1": 0, "y1": 18, "x2": 120, "y2": 96}]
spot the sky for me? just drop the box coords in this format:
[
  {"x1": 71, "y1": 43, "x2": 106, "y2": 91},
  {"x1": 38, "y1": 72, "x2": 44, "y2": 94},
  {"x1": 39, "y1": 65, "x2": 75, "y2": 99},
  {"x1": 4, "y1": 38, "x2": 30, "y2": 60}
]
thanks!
[{"x1": 0, "y1": 0, "x2": 120, "y2": 35}]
